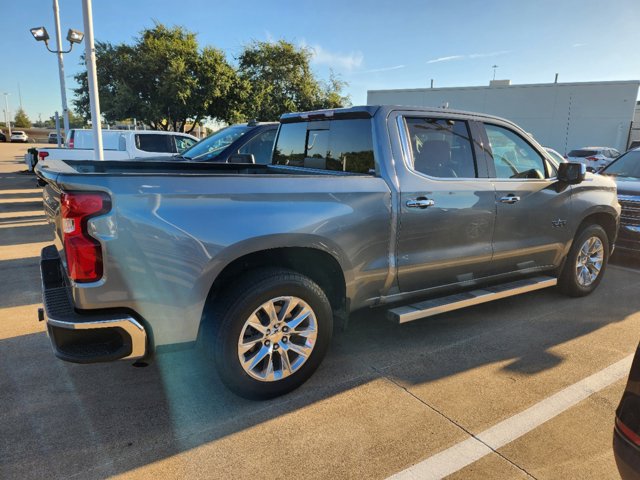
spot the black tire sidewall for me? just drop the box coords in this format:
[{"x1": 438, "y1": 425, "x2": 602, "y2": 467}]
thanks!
[
  {"x1": 560, "y1": 224, "x2": 609, "y2": 297},
  {"x1": 213, "y1": 271, "x2": 333, "y2": 399}
]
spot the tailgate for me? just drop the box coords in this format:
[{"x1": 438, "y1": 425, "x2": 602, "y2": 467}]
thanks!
[
  {"x1": 36, "y1": 163, "x2": 66, "y2": 254},
  {"x1": 42, "y1": 181, "x2": 65, "y2": 251}
]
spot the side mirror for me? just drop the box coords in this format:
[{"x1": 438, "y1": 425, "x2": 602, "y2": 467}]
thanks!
[
  {"x1": 228, "y1": 153, "x2": 255, "y2": 164},
  {"x1": 557, "y1": 162, "x2": 586, "y2": 185}
]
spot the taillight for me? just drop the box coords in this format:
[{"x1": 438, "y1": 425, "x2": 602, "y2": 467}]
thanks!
[
  {"x1": 616, "y1": 417, "x2": 640, "y2": 446},
  {"x1": 69, "y1": 137, "x2": 74, "y2": 148},
  {"x1": 585, "y1": 156, "x2": 599, "y2": 162},
  {"x1": 60, "y1": 192, "x2": 111, "y2": 283},
  {"x1": 38, "y1": 151, "x2": 49, "y2": 161}
]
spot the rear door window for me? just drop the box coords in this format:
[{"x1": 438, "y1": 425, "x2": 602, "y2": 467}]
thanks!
[
  {"x1": 274, "y1": 119, "x2": 375, "y2": 174},
  {"x1": 135, "y1": 134, "x2": 174, "y2": 153},
  {"x1": 404, "y1": 118, "x2": 477, "y2": 178}
]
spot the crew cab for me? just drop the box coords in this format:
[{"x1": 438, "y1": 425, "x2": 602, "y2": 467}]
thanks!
[{"x1": 35, "y1": 106, "x2": 620, "y2": 399}]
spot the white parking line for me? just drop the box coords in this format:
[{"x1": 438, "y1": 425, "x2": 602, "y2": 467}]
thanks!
[{"x1": 388, "y1": 354, "x2": 634, "y2": 480}]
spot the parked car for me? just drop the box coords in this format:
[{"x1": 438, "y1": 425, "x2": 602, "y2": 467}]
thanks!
[
  {"x1": 32, "y1": 130, "x2": 198, "y2": 169},
  {"x1": 567, "y1": 146, "x2": 620, "y2": 172},
  {"x1": 600, "y1": 147, "x2": 640, "y2": 254},
  {"x1": 35, "y1": 105, "x2": 619, "y2": 399},
  {"x1": 544, "y1": 147, "x2": 566, "y2": 165},
  {"x1": 178, "y1": 121, "x2": 278, "y2": 164},
  {"x1": 613, "y1": 341, "x2": 640, "y2": 479},
  {"x1": 0, "y1": 130, "x2": 6, "y2": 142},
  {"x1": 48, "y1": 132, "x2": 61, "y2": 144},
  {"x1": 10, "y1": 131, "x2": 28, "y2": 143}
]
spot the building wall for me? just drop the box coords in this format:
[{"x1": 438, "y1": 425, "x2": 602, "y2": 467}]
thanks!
[
  {"x1": 630, "y1": 103, "x2": 640, "y2": 148},
  {"x1": 367, "y1": 81, "x2": 639, "y2": 154}
]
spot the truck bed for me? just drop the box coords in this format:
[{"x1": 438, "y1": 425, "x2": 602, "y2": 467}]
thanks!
[{"x1": 38, "y1": 160, "x2": 368, "y2": 177}]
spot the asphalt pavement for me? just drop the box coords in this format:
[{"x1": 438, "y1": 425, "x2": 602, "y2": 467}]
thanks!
[{"x1": 0, "y1": 142, "x2": 638, "y2": 479}]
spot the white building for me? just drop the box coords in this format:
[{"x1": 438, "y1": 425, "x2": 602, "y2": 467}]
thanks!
[
  {"x1": 367, "y1": 80, "x2": 640, "y2": 154},
  {"x1": 630, "y1": 101, "x2": 640, "y2": 149}
]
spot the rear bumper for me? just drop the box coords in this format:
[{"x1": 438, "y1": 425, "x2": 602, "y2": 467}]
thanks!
[{"x1": 40, "y1": 245, "x2": 147, "y2": 363}]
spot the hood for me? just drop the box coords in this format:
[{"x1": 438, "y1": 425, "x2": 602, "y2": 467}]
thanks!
[{"x1": 610, "y1": 177, "x2": 640, "y2": 197}]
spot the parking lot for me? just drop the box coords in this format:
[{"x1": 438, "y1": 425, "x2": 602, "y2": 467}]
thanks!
[{"x1": 0, "y1": 141, "x2": 638, "y2": 479}]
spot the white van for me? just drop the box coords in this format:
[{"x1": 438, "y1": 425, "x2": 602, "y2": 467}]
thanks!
[{"x1": 30, "y1": 130, "x2": 199, "y2": 170}]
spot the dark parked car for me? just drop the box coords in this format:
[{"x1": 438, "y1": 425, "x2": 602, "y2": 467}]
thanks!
[
  {"x1": 0, "y1": 130, "x2": 6, "y2": 142},
  {"x1": 614, "y1": 341, "x2": 640, "y2": 479},
  {"x1": 600, "y1": 147, "x2": 640, "y2": 254},
  {"x1": 179, "y1": 121, "x2": 278, "y2": 164}
]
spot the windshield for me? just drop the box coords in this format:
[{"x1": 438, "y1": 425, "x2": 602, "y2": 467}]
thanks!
[
  {"x1": 601, "y1": 150, "x2": 640, "y2": 179},
  {"x1": 181, "y1": 125, "x2": 252, "y2": 160}
]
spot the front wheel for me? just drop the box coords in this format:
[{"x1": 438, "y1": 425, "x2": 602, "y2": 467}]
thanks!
[
  {"x1": 210, "y1": 269, "x2": 333, "y2": 400},
  {"x1": 558, "y1": 224, "x2": 609, "y2": 297}
]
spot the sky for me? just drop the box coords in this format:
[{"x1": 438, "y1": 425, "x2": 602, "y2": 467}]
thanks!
[{"x1": 1, "y1": 0, "x2": 639, "y2": 123}]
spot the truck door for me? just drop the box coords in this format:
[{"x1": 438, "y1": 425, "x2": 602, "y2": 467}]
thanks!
[
  {"x1": 480, "y1": 121, "x2": 572, "y2": 275},
  {"x1": 393, "y1": 114, "x2": 496, "y2": 293}
]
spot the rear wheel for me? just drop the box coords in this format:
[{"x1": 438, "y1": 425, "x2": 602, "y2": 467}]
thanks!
[
  {"x1": 209, "y1": 268, "x2": 333, "y2": 399},
  {"x1": 558, "y1": 224, "x2": 609, "y2": 297}
]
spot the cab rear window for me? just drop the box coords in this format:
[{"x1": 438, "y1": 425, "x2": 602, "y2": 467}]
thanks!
[{"x1": 273, "y1": 119, "x2": 375, "y2": 174}]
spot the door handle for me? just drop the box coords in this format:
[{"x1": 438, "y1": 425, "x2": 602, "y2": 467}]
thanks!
[
  {"x1": 406, "y1": 198, "x2": 435, "y2": 209},
  {"x1": 499, "y1": 195, "x2": 520, "y2": 204}
]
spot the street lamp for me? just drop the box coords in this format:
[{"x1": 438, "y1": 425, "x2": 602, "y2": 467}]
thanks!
[
  {"x1": 3, "y1": 93, "x2": 11, "y2": 137},
  {"x1": 28, "y1": 1, "x2": 84, "y2": 140},
  {"x1": 29, "y1": 27, "x2": 50, "y2": 42}
]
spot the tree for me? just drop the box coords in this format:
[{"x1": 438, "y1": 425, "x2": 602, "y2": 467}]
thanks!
[
  {"x1": 14, "y1": 108, "x2": 31, "y2": 128},
  {"x1": 73, "y1": 24, "x2": 239, "y2": 132},
  {"x1": 42, "y1": 110, "x2": 84, "y2": 130},
  {"x1": 237, "y1": 40, "x2": 350, "y2": 121},
  {"x1": 67, "y1": 110, "x2": 85, "y2": 128}
]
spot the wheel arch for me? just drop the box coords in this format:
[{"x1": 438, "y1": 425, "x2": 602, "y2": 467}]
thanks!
[
  {"x1": 201, "y1": 246, "x2": 349, "y2": 332},
  {"x1": 575, "y1": 209, "x2": 619, "y2": 251}
]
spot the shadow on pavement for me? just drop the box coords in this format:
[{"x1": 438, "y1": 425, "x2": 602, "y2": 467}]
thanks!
[
  {"x1": 0, "y1": 223, "x2": 53, "y2": 247},
  {"x1": 1, "y1": 263, "x2": 640, "y2": 479},
  {"x1": 0, "y1": 257, "x2": 42, "y2": 309},
  {"x1": 0, "y1": 201, "x2": 43, "y2": 214}
]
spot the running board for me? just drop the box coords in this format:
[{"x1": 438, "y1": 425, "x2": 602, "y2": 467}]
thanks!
[{"x1": 388, "y1": 276, "x2": 558, "y2": 324}]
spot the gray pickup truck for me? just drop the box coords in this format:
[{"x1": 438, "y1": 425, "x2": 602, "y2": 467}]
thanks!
[{"x1": 36, "y1": 105, "x2": 620, "y2": 399}]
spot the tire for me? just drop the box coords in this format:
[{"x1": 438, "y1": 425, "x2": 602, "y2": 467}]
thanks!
[
  {"x1": 208, "y1": 268, "x2": 333, "y2": 400},
  {"x1": 558, "y1": 224, "x2": 609, "y2": 297}
]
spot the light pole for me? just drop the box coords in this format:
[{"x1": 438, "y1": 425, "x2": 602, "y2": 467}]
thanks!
[
  {"x1": 81, "y1": 0, "x2": 103, "y2": 160},
  {"x1": 3, "y1": 93, "x2": 11, "y2": 137},
  {"x1": 29, "y1": 0, "x2": 84, "y2": 138}
]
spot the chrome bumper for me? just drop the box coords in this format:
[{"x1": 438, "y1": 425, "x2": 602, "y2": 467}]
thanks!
[{"x1": 40, "y1": 245, "x2": 147, "y2": 363}]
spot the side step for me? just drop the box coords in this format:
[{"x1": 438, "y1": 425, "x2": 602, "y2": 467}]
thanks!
[{"x1": 388, "y1": 276, "x2": 558, "y2": 324}]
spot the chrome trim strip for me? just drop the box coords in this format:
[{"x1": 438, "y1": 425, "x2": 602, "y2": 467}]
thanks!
[
  {"x1": 388, "y1": 276, "x2": 557, "y2": 324},
  {"x1": 46, "y1": 316, "x2": 147, "y2": 360},
  {"x1": 618, "y1": 194, "x2": 640, "y2": 203}
]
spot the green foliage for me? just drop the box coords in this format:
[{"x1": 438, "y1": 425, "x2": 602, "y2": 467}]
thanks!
[
  {"x1": 14, "y1": 108, "x2": 31, "y2": 128},
  {"x1": 237, "y1": 41, "x2": 350, "y2": 121},
  {"x1": 67, "y1": 110, "x2": 85, "y2": 128},
  {"x1": 73, "y1": 25, "x2": 350, "y2": 128},
  {"x1": 73, "y1": 24, "x2": 239, "y2": 132},
  {"x1": 40, "y1": 110, "x2": 84, "y2": 129}
]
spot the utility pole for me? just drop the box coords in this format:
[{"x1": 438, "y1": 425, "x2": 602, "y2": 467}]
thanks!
[
  {"x1": 82, "y1": 0, "x2": 103, "y2": 160},
  {"x1": 52, "y1": 0, "x2": 70, "y2": 134},
  {"x1": 3, "y1": 93, "x2": 11, "y2": 137},
  {"x1": 492, "y1": 65, "x2": 498, "y2": 81},
  {"x1": 18, "y1": 83, "x2": 23, "y2": 110}
]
